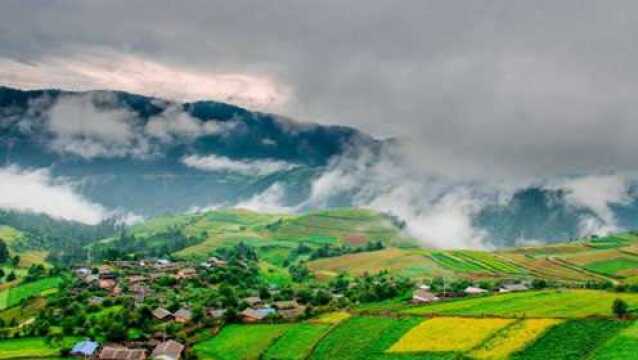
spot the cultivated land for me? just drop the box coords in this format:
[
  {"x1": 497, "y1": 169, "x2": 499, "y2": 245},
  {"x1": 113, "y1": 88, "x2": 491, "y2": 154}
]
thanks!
[{"x1": 2, "y1": 209, "x2": 638, "y2": 359}]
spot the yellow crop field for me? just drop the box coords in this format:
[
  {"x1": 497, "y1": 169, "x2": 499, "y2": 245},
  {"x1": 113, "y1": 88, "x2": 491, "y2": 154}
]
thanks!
[
  {"x1": 311, "y1": 311, "x2": 351, "y2": 324},
  {"x1": 388, "y1": 317, "x2": 514, "y2": 353},
  {"x1": 470, "y1": 318, "x2": 563, "y2": 359}
]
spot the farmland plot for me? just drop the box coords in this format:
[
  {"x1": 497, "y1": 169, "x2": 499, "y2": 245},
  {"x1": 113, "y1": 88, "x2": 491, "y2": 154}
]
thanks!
[
  {"x1": 404, "y1": 290, "x2": 638, "y2": 318},
  {"x1": 264, "y1": 323, "x2": 332, "y2": 360},
  {"x1": 510, "y1": 319, "x2": 628, "y2": 360},
  {"x1": 388, "y1": 317, "x2": 514, "y2": 353},
  {"x1": 591, "y1": 320, "x2": 638, "y2": 359},
  {"x1": 310, "y1": 316, "x2": 420, "y2": 360},
  {"x1": 193, "y1": 324, "x2": 291, "y2": 360},
  {"x1": 469, "y1": 318, "x2": 563, "y2": 359}
]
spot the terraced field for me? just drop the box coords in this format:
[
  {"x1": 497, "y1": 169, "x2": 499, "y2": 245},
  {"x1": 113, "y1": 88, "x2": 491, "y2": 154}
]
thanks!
[
  {"x1": 0, "y1": 277, "x2": 62, "y2": 310},
  {"x1": 403, "y1": 290, "x2": 638, "y2": 318},
  {"x1": 0, "y1": 336, "x2": 79, "y2": 359},
  {"x1": 193, "y1": 300, "x2": 637, "y2": 359}
]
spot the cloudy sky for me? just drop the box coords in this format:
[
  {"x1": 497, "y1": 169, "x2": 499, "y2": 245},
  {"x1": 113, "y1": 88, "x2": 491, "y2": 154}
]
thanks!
[
  {"x1": 2, "y1": 1, "x2": 638, "y2": 246},
  {"x1": 2, "y1": 1, "x2": 638, "y2": 180}
]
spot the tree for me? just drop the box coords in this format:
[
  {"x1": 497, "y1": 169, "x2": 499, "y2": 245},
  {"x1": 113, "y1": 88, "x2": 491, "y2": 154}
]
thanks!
[
  {"x1": 0, "y1": 240, "x2": 9, "y2": 264},
  {"x1": 6, "y1": 272, "x2": 16, "y2": 282},
  {"x1": 613, "y1": 298, "x2": 629, "y2": 318}
]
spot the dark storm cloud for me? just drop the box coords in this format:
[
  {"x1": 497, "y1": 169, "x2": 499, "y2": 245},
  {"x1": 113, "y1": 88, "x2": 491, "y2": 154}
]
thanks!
[{"x1": 2, "y1": 0, "x2": 638, "y2": 179}]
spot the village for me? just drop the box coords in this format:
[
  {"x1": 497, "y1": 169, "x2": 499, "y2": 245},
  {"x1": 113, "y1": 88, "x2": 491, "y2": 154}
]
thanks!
[{"x1": 57, "y1": 243, "x2": 535, "y2": 360}]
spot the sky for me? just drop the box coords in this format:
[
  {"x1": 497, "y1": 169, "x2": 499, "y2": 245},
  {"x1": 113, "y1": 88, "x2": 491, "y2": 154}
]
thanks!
[
  {"x1": 2, "y1": 1, "x2": 638, "y2": 180},
  {"x1": 2, "y1": 1, "x2": 638, "y2": 245}
]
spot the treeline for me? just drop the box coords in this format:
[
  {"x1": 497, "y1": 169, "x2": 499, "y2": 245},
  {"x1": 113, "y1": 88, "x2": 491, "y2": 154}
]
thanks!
[{"x1": 284, "y1": 241, "x2": 385, "y2": 266}]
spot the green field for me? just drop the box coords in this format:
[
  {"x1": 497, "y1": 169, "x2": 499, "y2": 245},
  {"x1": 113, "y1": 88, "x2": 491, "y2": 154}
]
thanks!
[
  {"x1": 403, "y1": 290, "x2": 638, "y2": 318},
  {"x1": 584, "y1": 258, "x2": 638, "y2": 277},
  {"x1": 0, "y1": 336, "x2": 78, "y2": 359},
  {"x1": 0, "y1": 277, "x2": 62, "y2": 310},
  {"x1": 510, "y1": 319, "x2": 628, "y2": 360},
  {"x1": 310, "y1": 316, "x2": 422, "y2": 360},
  {"x1": 263, "y1": 323, "x2": 332, "y2": 360},
  {"x1": 592, "y1": 321, "x2": 638, "y2": 359},
  {"x1": 193, "y1": 324, "x2": 291, "y2": 360}
]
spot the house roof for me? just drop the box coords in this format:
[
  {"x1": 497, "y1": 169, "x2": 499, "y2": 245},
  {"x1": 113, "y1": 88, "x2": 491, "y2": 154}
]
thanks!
[
  {"x1": 71, "y1": 340, "x2": 99, "y2": 355},
  {"x1": 152, "y1": 307, "x2": 172, "y2": 319},
  {"x1": 413, "y1": 289, "x2": 439, "y2": 301},
  {"x1": 243, "y1": 296, "x2": 262, "y2": 305},
  {"x1": 464, "y1": 286, "x2": 488, "y2": 294},
  {"x1": 501, "y1": 284, "x2": 528, "y2": 291},
  {"x1": 273, "y1": 300, "x2": 298, "y2": 309},
  {"x1": 208, "y1": 308, "x2": 226, "y2": 318},
  {"x1": 151, "y1": 340, "x2": 185, "y2": 360},
  {"x1": 99, "y1": 346, "x2": 146, "y2": 360},
  {"x1": 241, "y1": 307, "x2": 276, "y2": 320},
  {"x1": 174, "y1": 308, "x2": 192, "y2": 320}
]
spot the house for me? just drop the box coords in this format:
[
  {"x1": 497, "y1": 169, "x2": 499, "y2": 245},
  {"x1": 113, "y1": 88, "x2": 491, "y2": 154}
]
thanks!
[
  {"x1": 417, "y1": 284, "x2": 431, "y2": 290},
  {"x1": 176, "y1": 268, "x2": 197, "y2": 280},
  {"x1": 74, "y1": 267, "x2": 91, "y2": 279},
  {"x1": 173, "y1": 308, "x2": 192, "y2": 323},
  {"x1": 98, "y1": 346, "x2": 146, "y2": 360},
  {"x1": 84, "y1": 274, "x2": 99, "y2": 284},
  {"x1": 207, "y1": 308, "x2": 226, "y2": 319},
  {"x1": 152, "y1": 307, "x2": 173, "y2": 321},
  {"x1": 242, "y1": 296, "x2": 262, "y2": 307},
  {"x1": 412, "y1": 289, "x2": 439, "y2": 304},
  {"x1": 207, "y1": 256, "x2": 227, "y2": 268},
  {"x1": 241, "y1": 307, "x2": 276, "y2": 322},
  {"x1": 98, "y1": 279, "x2": 117, "y2": 291},
  {"x1": 151, "y1": 340, "x2": 185, "y2": 360},
  {"x1": 499, "y1": 284, "x2": 529, "y2": 293},
  {"x1": 273, "y1": 301, "x2": 306, "y2": 320},
  {"x1": 464, "y1": 286, "x2": 488, "y2": 295},
  {"x1": 88, "y1": 296, "x2": 104, "y2": 306},
  {"x1": 70, "y1": 340, "x2": 99, "y2": 358},
  {"x1": 126, "y1": 275, "x2": 146, "y2": 285}
]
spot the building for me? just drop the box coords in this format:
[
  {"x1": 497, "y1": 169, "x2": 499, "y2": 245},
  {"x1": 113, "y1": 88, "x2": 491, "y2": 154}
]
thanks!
[
  {"x1": 152, "y1": 307, "x2": 173, "y2": 321},
  {"x1": 207, "y1": 308, "x2": 226, "y2": 319},
  {"x1": 464, "y1": 286, "x2": 488, "y2": 295},
  {"x1": 176, "y1": 268, "x2": 197, "y2": 279},
  {"x1": 412, "y1": 289, "x2": 439, "y2": 304},
  {"x1": 242, "y1": 296, "x2": 262, "y2": 307},
  {"x1": 241, "y1": 307, "x2": 276, "y2": 322},
  {"x1": 499, "y1": 284, "x2": 529, "y2": 293},
  {"x1": 70, "y1": 340, "x2": 99, "y2": 358},
  {"x1": 98, "y1": 279, "x2": 117, "y2": 291},
  {"x1": 274, "y1": 301, "x2": 306, "y2": 320},
  {"x1": 151, "y1": 340, "x2": 185, "y2": 360},
  {"x1": 173, "y1": 308, "x2": 193, "y2": 323},
  {"x1": 98, "y1": 346, "x2": 146, "y2": 360}
]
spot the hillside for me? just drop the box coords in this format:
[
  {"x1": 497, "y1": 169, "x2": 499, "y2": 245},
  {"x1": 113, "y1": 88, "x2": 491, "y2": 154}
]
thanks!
[{"x1": 85, "y1": 208, "x2": 638, "y2": 287}]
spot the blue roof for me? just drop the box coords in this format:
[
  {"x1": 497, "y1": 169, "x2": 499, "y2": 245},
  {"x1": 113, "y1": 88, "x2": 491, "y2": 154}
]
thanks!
[
  {"x1": 71, "y1": 340, "x2": 99, "y2": 355},
  {"x1": 256, "y1": 307, "x2": 276, "y2": 316}
]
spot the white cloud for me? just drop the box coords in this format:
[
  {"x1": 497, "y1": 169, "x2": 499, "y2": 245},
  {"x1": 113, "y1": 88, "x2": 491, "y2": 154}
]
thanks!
[
  {"x1": 46, "y1": 93, "x2": 148, "y2": 158},
  {"x1": 235, "y1": 183, "x2": 291, "y2": 213},
  {"x1": 182, "y1": 154, "x2": 295, "y2": 176},
  {"x1": 550, "y1": 174, "x2": 631, "y2": 235},
  {"x1": 0, "y1": 166, "x2": 108, "y2": 224},
  {"x1": 303, "y1": 147, "x2": 489, "y2": 249},
  {"x1": 145, "y1": 106, "x2": 228, "y2": 142}
]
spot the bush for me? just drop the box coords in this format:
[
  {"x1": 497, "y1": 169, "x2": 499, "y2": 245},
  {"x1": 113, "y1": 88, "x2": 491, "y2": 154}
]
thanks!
[{"x1": 613, "y1": 298, "x2": 629, "y2": 318}]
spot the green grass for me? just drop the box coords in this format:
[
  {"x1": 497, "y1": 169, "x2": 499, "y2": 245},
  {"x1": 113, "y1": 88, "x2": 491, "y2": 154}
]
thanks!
[
  {"x1": 404, "y1": 290, "x2": 638, "y2": 318},
  {"x1": 584, "y1": 258, "x2": 638, "y2": 276},
  {"x1": 429, "y1": 252, "x2": 487, "y2": 273},
  {"x1": 0, "y1": 336, "x2": 79, "y2": 359},
  {"x1": 259, "y1": 262, "x2": 293, "y2": 286},
  {"x1": 193, "y1": 324, "x2": 291, "y2": 360},
  {"x1": 510, "y1": 319, "x2": 628, "y2": 360},
  {"x1": 309, "y1": 316, "x2": 421, "y2": 360},
  {"x1": 0, "y1": 277, "x2": 62, "y2": 310},
  {"x1": 263, "y1": 323, "x2": 332, "y2": 360},
  {"x1": 591, "y1": 320, "x2": 638, "y2": 359}
]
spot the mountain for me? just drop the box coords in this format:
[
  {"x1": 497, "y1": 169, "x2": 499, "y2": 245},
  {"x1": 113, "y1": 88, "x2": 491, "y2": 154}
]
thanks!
[
  {"x1": 2, "y1": 86, "x2": 638, "y2": 248},
  {"x1": 0, "y1": 86, "x2": 379, "y2": 215}
]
